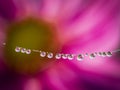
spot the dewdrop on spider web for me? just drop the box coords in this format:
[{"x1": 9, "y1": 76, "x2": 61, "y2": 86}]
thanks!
[
  {"x1": 77, "y1": 54, "x2": 84, "y2": 61},
  {"x1": 98, "y1": 52, "x2": 102, "y2": 56},
  {"x1": 55, "y1": 53, "x2": 61, "y2": 59},
  {"x1": 101, "y1": 52, "x2": 107, "y2": 57},
  {"x1": 47, "y1": 52, "x2": 53, "y2": 58},
  {"x1": 85, "y1": 53, "x2": 88, "y2": 56},
  {"x1": 62, "y1": 54, "x2": 68, "y2": 59},
  {"x1": 67, "y1": 54, "x2": 75, "y2": 60},
  {"x1": 21, "y1": 48, "x2": 27, "y2": 53},
  {"x1": 94, "y1": 52, "x2": 97, "y2": 56},
  {"x1": 13, "y1": 43, "x2": 119, "y2": 60},
  {"x1": 89, "y1": 53, "x2": 96, "y2": 59},
  {"x1": 40, "y1": 51, "x2": 46, "y2": 57},
  {"x1": 26, "y1": 49, "x2": 31, "y2": 54},
  {"x1": 106, "y1": 51, "x2": 112, "y2": 57},
  {"x1": 15, "y1": 46, "x2": 21, "y2": 52}
]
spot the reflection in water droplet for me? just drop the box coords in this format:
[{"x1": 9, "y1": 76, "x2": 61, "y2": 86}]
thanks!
[
  {"x1": 40, "y1": 51, "x2": 46, "y2": 57},
  {"x1": 15, "y1": 46, "x2": 21, "y2": 52},
  {"x1": 62, "y1": 54, "x2": 68, "y2": 59},
  {"x1": 77, "y1": 54, "x2": 84, "y2": 61},
  {"x1": 68, "y1": 54, "x2": 74, "y2": 60},
  {"x1": 47, "y1": 52, "x2": 53, "y2": 58},
  {"x1": 26, "y1": 49, "x2": 31, "y2": 54},
  {"x1": 106, "y1": 51, "x2": 112, "y2": 57},
  {"x1": 101, "y1": 52, "x2": 107, "y2": 57},
  {"x1": 21, "y1": 48, "x2": 26, "y2": 53},
  {"x1": 98, "y1": 52, "x2": 102, "y2": 56},
  {"x1": 55, "y1": 53, "x2": 61, "y2": 59},
  {"x1": 89, "y1": 53, "x2": 95, "y2": 59}
]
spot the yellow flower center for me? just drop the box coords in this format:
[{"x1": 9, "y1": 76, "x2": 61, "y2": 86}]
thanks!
[{"x1": 4, "y1": 17, "x2": 61, "y2": 75}]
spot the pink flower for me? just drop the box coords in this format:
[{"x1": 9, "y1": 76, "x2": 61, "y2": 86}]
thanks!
[{"x1": 0, "y1": 0, "x2": 120, "y2": 90}]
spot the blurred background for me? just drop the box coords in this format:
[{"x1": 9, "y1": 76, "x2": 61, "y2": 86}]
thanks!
[{"x1": 0, "y1": 0, "x2": 120, "y2": 90}]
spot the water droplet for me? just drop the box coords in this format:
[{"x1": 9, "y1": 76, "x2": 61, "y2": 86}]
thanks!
[
  {"x1": 55, "y1": 53, "x2": 61, "y2": 59},
  {"x1": 68, "y1": 54, "x2": 74, "y2": 60},
  {"x1": 21, "y1": 48, "x2": 26, "y2": 53},
  {"x1": 47, "y1": 52, "x2": 53, "y2": 58},
  {"x1": 98, "y1": 52, "x2": 102, "y2": 56},
  {"x1": 89, "y1": 53, "x2": 95, "y2": 59},
  {"x1": 40, "y1": 51, "x2": 46, "y2": 57},
  {"x1": 95, "y1": 52, "x2": 97, "y2": 55},
  {"x1": 77, "y1": 54, "x2": 84, "y2": 61},
  {"x1": 15, "y1": 46, "x2": 21, "y2": 52},
  {"x1": 106, "y1": 51, "x2": 112, "y2": 57},
  {"x1": 62, "y1": 54, "x2": 68, "y2": 59},
  {"x1": 85, "y1": 53, "x2": 88, "y2": 56},
  {"x1": 26, "y1": 49, "x2": 31, "y2": 54},
  {"x1": 101, "y1": 52, "x2": 106, "y2": 57}
]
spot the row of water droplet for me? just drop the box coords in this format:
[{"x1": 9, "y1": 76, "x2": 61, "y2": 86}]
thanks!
[{"x1": 15, "y1": 46, "x2": 113, "y2": 61}]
